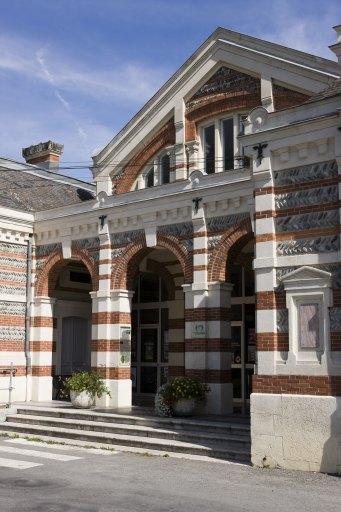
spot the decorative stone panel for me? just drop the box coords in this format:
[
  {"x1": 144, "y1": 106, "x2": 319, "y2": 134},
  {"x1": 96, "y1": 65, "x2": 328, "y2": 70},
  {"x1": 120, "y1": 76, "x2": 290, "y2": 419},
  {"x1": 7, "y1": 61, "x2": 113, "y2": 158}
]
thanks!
[
  {"x1": 0, "y1": 326, "x2": 25, "y2": 341},
  {"x1": 111, "y1": 230, "x2": 144, "y2": 247},
  {"x1": 329, "y1": 308, "x2": 341, "y2": 332},
  {"x1": 274, "y1": 160, "x2": 337, "y2": 186},
  {"x1": 0, "y1": 302, "x2": 26, "y2": 315},
  {"x1": 275, "y1": 185, "x2": 338, "y2": 210},
  {"x1": 275, "y1": 210, "x2": 339, "y2": 232},
  {"x1": 157, "y1": 223, "x2": 193, "y2": 239},
  {"x1": 276, "y1": 309, "x2": 289, "y2": 333},
  {"x1": 277, "y1": 235, "x2": 339, "y2": 256},
  {"x1": 72, "y1": 237, "x2": 100, "y2": 261},
  {"x1": 207, "y1": 212, "x2": 249, "y2": 234}
]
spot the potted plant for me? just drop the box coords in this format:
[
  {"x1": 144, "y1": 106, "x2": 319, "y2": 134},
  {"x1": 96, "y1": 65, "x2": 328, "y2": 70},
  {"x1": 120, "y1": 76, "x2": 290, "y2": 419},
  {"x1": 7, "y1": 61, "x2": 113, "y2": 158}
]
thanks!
[
  {"x1": 155, "y1": 377, "x2": 209, "y2": 417},
  {"x1": 64, "y1": 371, "x2": 111, "y2": 409}
]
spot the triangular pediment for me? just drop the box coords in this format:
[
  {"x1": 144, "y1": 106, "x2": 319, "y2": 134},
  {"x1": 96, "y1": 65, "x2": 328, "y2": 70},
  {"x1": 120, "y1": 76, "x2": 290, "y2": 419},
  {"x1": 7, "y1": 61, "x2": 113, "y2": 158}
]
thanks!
[
  {"x1": 186, "y1": 66, "x2": 260, "y2": 111},
  {"x1": 280, "y1": 266, "x2": 331, "y2": 284}
]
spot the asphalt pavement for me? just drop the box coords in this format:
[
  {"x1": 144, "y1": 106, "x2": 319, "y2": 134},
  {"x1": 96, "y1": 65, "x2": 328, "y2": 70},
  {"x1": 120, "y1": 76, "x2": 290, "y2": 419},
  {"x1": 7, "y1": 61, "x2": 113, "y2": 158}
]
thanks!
[{"x1": 0, "y1": 437, "x2": 340, "y2": 512}]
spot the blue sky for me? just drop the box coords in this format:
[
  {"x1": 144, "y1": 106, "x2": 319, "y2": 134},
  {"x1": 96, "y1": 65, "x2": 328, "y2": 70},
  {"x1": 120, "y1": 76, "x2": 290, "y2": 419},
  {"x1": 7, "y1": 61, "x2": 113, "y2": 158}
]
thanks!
[{"x1": 0, "y1": 0, "x2": 340, "y2": 181}]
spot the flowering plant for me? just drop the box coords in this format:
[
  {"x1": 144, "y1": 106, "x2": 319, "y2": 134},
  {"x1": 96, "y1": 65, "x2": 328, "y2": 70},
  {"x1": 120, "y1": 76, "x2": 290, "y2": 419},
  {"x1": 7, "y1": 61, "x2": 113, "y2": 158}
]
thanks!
[
  {"x1": 155, "y1": 377, "x2": 209, "y2": 416},
  {"x1": 64, "y1": 371, "x2": 111, "y2": 399}
]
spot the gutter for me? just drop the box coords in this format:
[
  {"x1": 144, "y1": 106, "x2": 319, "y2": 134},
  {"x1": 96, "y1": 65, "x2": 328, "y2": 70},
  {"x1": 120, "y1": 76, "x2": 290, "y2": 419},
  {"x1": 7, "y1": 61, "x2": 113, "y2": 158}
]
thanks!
[{"x1": 24, "y1": 234, "x2": 33, "y2": 400}]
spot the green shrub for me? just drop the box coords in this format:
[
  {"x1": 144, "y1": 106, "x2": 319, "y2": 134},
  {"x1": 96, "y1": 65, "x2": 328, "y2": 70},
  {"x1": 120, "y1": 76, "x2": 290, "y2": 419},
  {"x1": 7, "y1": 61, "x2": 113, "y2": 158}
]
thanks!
[
  {"x1": 160, "y1": 377, "x2": 209, "y2": 407},
  {"x1": 64, "y1": 372, "x2": 111, "y2": 399}
]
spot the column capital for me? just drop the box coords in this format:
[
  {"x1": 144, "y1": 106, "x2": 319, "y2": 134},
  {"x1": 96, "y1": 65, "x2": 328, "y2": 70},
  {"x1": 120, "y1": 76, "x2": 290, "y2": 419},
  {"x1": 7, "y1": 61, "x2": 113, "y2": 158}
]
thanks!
[{"x1": 33, "y1": 296, "x2": 56, "y2": 305}]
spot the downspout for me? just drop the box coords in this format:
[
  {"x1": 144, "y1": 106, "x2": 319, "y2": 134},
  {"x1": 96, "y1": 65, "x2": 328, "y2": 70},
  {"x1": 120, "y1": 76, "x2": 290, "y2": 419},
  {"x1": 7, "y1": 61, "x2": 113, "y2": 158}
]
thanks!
[{"x1": 24, "y1": 234, "x2": 33, "y2": 401}]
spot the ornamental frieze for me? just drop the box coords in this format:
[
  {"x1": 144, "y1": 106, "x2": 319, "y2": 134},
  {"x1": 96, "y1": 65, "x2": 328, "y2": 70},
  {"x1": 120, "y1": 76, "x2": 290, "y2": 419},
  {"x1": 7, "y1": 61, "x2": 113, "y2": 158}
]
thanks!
[
  {"x1": 0, "y1": 256, "x2": 27, "y2": 269},
  {"x1": 207, "y1": 212, "x2": 249, "y2": 234},
  {"x1": 0, "y1": 271, "x2": 27, "y2": 283},
  {"x1": 0, "y1": 301, "x2": 26, "y2": 316},
  {"x1": 274, "y1": 160, "x2": 337, "y2": 187},
  {"x1": 0, "y1": 326, "x2": 25, "y2": 341},
  {"x1": 275, "y1": 185, "x2": 338, "y2": 210},
  {"x1": 275, "y1": 210, "x2": 339, "y2": 232},
  {"x1": 0, "y1": 242, "x2": 27, "y2": 255},
  {"x1": 0, "y1": 285, "x2": 26, "y2": 297},
  {"x1": 157, "y1": 222, "x2": 193, "y2": 239},
  {"x1": 277, "y1": 235, "x2": 339, "y2": 256},
  {"x1": 35, "y1": 242, "x2": 61, "y2": 259},
  {"x1": 110, "y1": 230, "x2": 144, "y2": 247}
]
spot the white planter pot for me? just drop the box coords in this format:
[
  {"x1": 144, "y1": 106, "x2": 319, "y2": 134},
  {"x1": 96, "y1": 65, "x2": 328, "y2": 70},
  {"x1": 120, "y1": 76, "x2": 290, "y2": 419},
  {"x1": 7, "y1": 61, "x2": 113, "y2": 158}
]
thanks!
[
  {"x1": 173, "y1": 398, "x2": 197, "y2": 417},
  {"x1": 70, "y1": 390, "x2": 95, "y2": 409}
]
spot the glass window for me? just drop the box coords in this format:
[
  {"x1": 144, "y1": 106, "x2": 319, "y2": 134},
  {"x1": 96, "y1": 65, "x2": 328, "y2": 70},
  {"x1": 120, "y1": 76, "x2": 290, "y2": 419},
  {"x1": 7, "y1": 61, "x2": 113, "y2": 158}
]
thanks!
[
  {"x1": 160, "y1": 154, "x2": 170, "y2": 184},
  {"x1": 145, "y1": 167, "x2": 154, "y2": 188},
  {"x1": 141, "y1": 328, "x2": 158, "y2": 363},
  {"x1": 204, "y1": 124, "x2": 215, "y2": 174},
  {"x1": 222, "y1": 118, "x2": 234, "y2": 171}
]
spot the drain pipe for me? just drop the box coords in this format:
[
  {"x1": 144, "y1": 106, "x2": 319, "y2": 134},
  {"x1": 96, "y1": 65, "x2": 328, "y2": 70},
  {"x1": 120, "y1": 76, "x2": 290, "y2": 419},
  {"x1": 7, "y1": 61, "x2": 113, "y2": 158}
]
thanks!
[{"x1": 24, "y1": 234, "x2": 33, "y2": 401}]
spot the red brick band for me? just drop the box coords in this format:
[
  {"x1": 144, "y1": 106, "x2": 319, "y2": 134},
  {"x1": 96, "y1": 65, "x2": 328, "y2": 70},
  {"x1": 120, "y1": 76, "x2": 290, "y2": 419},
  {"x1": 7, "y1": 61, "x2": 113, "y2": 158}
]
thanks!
[
  {"x1": 253, "y1": 375, "x2": 341, "y2": 396},
  {"x1": 256, "y1": 332, "x2": 289, "y2": 351}
]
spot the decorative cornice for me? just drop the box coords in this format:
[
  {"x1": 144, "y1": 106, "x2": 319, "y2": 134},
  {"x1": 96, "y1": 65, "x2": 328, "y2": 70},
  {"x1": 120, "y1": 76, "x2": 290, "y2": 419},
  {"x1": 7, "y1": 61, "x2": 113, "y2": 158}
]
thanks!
[{"x1": 22, "y1": 141, "x2": 64, "y2": 158}]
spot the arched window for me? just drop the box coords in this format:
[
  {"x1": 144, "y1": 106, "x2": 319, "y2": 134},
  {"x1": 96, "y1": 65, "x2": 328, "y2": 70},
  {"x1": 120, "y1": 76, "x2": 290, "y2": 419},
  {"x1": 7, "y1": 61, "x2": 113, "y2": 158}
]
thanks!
[
  {"x1": 160, "y1": 154, "x2": 170, "y2": 184},
  {"x1": 145, "y1": 167, "x2": 154, "y2": 188}
]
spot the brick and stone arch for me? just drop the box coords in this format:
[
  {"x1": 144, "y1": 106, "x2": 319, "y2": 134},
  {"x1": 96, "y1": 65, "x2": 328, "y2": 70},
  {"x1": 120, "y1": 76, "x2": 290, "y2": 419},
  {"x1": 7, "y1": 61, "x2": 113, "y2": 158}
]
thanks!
[
  {"x1": 208, "y1": 216, "x2": 253, "y2": 282},
  {"x1": 111, "y1": 232, "x2": 192, "y2": 290},
  {"x1": 35, "y1": 247, "x2": 99, "y2": 296},
  {"x1": 113, "y1": 119, "x2": 175, "y2": 194},
  {"x1": 185, "y1": 66, "x2": 261, "y2": 142}
]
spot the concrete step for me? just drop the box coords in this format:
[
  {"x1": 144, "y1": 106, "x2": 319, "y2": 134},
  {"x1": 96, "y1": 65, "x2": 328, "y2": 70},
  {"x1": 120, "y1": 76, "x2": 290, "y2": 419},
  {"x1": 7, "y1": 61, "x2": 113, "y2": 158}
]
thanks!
[
  {"x1": 0, "y1": 421, "x2": 250, "y2": 463},
  {"x1": 15, "y1": 406, "x2": 250, "y2": 436},
  {"x1": 6, "y1": 414, "x2": 251, "y2": 449}
]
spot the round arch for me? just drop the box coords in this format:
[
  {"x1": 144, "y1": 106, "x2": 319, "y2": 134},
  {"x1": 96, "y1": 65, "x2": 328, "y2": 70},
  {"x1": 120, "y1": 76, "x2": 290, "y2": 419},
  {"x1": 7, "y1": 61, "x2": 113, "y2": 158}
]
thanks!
[
  {"x1": 35, "y1": 248, "x2": 99, "y2": 296},
  {"x1": 111, "y1": 232, "x2": 192, "y2": 290},
  {"x1": 208, "y1": 217, "x2": 253, "y2": 282}
]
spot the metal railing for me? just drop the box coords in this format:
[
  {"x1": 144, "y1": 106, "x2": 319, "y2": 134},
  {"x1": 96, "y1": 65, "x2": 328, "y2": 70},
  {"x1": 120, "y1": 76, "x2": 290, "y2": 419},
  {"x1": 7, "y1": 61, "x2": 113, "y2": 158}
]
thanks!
[{"x1": 0, "y1": 363, "x2": 17, "y2": 408}]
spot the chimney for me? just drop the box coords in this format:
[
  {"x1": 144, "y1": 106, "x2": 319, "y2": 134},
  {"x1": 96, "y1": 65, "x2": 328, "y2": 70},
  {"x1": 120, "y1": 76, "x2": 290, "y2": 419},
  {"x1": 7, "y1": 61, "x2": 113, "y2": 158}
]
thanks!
[
  {"x1": 22, "y1": 140, "x2": 64, "y2": 171},
  {"x1": 329, "y1": 25, "x2": 341, "y2": 63}
]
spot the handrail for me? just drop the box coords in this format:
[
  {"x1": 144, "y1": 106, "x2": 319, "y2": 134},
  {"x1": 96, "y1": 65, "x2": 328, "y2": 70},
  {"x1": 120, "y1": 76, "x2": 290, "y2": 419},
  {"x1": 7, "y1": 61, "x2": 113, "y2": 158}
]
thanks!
[{"x1": 0, "y1": 363, "x2": 17, "y2": 408}]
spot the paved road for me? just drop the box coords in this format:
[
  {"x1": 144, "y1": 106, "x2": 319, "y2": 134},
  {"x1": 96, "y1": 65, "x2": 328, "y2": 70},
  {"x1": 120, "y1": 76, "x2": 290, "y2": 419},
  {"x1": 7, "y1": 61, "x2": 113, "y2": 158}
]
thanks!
[{"x1": 0, "y1": 437, "x2": 340, "y2": 512}]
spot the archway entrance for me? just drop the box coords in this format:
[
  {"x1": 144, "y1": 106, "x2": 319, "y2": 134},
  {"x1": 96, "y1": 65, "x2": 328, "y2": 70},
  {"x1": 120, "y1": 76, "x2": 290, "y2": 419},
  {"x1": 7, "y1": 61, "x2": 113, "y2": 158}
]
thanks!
[
  {"x1": 130, "y1": 249, "x2": 184, "y2": 406},
  {"x1": 228, "y1": 239, "x2": 255, "y2": 413},
  {"x1": 51, "y1": 261, "x2": 92, "y2": 399}
]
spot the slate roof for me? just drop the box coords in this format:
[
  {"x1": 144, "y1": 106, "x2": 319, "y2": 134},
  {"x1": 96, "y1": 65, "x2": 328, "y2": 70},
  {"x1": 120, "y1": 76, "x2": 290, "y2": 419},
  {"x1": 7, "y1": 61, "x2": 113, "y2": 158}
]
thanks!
[{"x1": 0, "y1": 158, "x2": 95, "y2": 212}]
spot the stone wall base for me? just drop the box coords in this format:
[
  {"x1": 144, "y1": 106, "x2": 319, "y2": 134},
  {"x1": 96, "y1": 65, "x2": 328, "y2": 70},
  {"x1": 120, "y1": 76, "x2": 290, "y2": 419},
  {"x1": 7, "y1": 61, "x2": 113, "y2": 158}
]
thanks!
[{"x1": 251, "y1": 393, "x2": 341, "y2": 474}]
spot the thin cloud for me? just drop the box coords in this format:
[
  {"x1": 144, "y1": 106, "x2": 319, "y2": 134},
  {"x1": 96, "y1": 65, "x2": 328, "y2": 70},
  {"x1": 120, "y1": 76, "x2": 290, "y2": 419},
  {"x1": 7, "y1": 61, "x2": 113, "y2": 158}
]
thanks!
[{"x1": 0, "y1": 33, "x2": 167, "y2": 104}]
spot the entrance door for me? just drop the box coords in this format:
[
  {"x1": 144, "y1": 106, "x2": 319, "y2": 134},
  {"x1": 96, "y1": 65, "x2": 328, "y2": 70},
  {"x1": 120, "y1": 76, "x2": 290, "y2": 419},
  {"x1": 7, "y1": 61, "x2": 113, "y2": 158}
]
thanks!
[
  {"x1": 61, "y1": 316, "x2": 91, "y2": 375},
  {"x1": 229, "y1": 258, "x2": 255, "y2": 413}
]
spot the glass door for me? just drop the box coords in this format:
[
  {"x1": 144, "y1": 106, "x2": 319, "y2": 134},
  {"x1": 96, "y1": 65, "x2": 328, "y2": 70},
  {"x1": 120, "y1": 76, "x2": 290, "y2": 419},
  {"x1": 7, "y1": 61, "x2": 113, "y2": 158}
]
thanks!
[
  {"x1": 229, "y1": 259, "x2": 255, "y2": 413},
  {"x1": 131, "y1": 272, "x2": 169, "y2": 403}
]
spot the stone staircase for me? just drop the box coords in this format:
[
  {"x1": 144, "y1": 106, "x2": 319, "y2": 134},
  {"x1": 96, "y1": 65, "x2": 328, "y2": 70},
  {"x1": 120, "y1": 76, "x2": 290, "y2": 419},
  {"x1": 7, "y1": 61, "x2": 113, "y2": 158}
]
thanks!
[{"x1": 0, "y1": 405, "x2": 251, "y2": 463}]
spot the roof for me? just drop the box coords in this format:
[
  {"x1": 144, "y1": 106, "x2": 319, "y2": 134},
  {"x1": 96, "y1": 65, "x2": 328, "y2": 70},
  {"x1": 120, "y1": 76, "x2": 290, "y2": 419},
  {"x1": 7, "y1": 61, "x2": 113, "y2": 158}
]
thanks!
[
  {"x1": 305, "y1": 78, "x2": 341, "y2": 103},
  {"x1": 92, "y1": 26, "x2": 341, "y2": 171},
  {"x1": 0, "y1": 158, "x2": 96, "y2": 212}
]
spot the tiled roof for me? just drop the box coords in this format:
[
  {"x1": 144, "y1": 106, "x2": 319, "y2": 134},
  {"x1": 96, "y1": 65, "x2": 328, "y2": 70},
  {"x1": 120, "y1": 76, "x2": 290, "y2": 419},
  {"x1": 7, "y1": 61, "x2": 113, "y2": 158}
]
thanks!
[{"x1": 0, "y1": 159, "x2": 95, "y2": 212}]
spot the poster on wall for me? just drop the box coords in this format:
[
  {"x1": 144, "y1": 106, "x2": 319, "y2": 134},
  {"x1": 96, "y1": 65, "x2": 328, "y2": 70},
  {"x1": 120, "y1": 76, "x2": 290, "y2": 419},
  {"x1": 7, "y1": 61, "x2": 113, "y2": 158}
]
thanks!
[
  {"x1": 192, "y1": 322, "x2": 207, "y2": 338},
  {"x1": 119, "y1": 326, "x2": 131, "y2": 367}
]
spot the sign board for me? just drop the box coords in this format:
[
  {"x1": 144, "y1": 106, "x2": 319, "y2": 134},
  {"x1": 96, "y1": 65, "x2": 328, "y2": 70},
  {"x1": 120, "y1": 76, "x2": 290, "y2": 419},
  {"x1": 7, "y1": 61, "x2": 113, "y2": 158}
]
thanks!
[{"x1": 192, "y1": 322, "x2": 207, "y2": 338}]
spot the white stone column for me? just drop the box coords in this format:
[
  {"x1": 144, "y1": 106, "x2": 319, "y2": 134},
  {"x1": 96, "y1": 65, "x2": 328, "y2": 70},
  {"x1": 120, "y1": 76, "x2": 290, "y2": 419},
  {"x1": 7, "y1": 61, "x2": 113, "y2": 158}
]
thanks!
[
  {"x1": 91, "y1": 289, "x2": 133, "y2": 408},
  {"x1": 30, "y1": 296, "x2": 56, "y2": 401}
]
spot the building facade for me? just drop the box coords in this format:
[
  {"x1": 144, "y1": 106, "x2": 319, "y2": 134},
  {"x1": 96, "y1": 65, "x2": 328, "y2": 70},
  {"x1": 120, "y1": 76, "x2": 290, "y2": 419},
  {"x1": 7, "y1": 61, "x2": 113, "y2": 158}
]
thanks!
[{"x1": 0, "y1": 27, "x2": 341, "y2": 473}]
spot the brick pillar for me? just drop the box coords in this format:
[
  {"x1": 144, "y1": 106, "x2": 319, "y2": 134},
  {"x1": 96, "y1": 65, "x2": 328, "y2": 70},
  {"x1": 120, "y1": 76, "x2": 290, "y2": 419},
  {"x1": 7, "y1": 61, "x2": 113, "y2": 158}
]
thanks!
[
  {"x1": 183, "y1": 282, "x2": 233, "y2": 414},
  {"x1": 30, "y1": 296, "x2": 55, "y2": 401},
  {"x1": 91, "y1": 289, "x2": 133, "y2": 408}
]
